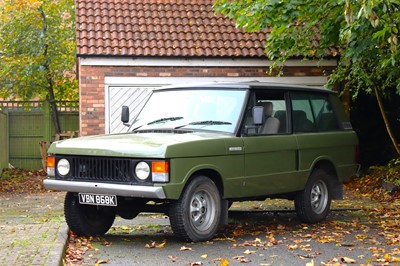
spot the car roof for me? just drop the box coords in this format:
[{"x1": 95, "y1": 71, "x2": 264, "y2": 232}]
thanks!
[{"x1": 158, "y1": 81, "x2": 335, "y2": 94}]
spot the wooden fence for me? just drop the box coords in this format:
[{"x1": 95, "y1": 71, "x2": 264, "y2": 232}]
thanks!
[
  {"x1": 0, "y1": 101, "x2": 79, "y2": 170},
  {"x1": 0, "y1": 110, "x2": 8, "y2": 171}
]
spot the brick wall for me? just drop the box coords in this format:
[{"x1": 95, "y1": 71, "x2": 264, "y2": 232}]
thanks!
[{"x1": 79, "y1": 64, "x2": 335, "y2": 136}]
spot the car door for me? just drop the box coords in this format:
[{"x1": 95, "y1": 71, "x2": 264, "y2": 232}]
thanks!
[
  {"x1": 239, "y1": 90, "x2": 300, "y2": 198},
  {"x1": 291, "y1": 92, "x2": 358, "y2": 182}
]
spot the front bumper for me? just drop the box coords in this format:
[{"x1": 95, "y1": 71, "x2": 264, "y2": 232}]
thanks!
[{"x1": 44, "y1": 179, "x2": 166, "y2": 199}]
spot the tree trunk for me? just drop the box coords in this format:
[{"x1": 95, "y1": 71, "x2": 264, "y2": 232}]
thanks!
[
  {"x1": 374, "y1": 87, "x2": 400, "y2": 156},
  {"x1": 40, "y1": 7, "x2": 61, "y2": 135},
  {"x1": 47, "y1": 88, "x2": 61, "y2": 135}
]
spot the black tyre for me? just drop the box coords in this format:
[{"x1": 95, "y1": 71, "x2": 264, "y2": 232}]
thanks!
[
  {"x1": 295, "y1": 169, "x2": 332, "y2": 223},
  {"x1": 64, "y1": 192, "x2": 116, "y2": 236},
  {"x1": 169, "y1": 176, "x2": 222, "y2": 242}
]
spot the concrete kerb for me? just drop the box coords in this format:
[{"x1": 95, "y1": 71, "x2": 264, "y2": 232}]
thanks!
[{"x1": 45, "y1": 223, "x2": 69, "y2": 266}]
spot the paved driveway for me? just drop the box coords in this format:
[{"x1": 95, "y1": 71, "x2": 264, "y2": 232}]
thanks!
[
  {"x1": 0, "y1": 192, "x2": 67, "y2": 266},
  {"x1": 67, "y1": 193, "x2": 400, "y2": 265}
]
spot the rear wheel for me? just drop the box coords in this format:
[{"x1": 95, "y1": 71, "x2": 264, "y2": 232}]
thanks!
[
  {"x1": 64, "y1": 192, "x2": 116, "y2": 236},
  {"x1": 295, "y1": 169, "x2": 332, "y2": 223},
  {"x1": 169, "y1": 176, "x2": 222, "y2": 242}
]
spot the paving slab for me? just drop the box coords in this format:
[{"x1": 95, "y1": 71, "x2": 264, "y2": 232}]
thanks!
[{"x1": 0, "y1": 192, "x2": 67, "y2": 266}]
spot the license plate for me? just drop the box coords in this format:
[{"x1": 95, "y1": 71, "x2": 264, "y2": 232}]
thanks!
[{"x1": 78, "y1": 193, "x2": 117, "y2": 206}]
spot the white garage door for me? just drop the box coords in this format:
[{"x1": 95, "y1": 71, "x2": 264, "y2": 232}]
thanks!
[{"x1": 106, "y1": 85, "x2": 161, "y2": 134}]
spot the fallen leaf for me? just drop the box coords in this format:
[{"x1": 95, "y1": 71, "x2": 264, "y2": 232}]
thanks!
[
  {"x1": 145, "y1": 241, "x2": 156, "y2": 249},
  {"x1": 156, "y1": 240, "x2": 166, "y2": 249},
  {"x1": 305, "y1": 260, "x2": 314, "y2": 266},
  {"x1": 180, "y1": 246, "x2": 193, "y2": 251},
  {"x1": 233, "y1": 256, "x2": 251, "y2": 263},
  {"x1": 243, "y1": 249, "x2": 256, "y2": 255},
  {"x1": 340, "y1": 257, "x2": 357, "y2": 263},
  {"x1": 168, "y1": 255, "x2": 178, "y2": 262},
  {"x1": 95, "y1": 259, "x2": 109, "y2": 265},
  {"x1": 277, "y1": 224, "x2": 285, "y2": 230},
  {"x1": 190, "y1": 262, "x2": 202, "y2": 266},
  {"x1": 217, "y1": 258, "x2": 229, "y2": 266},
  {"x1": 101, "y1": 240, "x2": 112, "y2": 246},
  {"x1": 200, "y1": 254, "x2": 208, "y2": 259}
]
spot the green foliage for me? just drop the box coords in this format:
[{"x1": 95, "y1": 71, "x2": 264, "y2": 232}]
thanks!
[
  {"x1": 0, "y1": 0, "x2": 77, "y2": 101},
  {"x1": 214, "y1": 0, "x2": 400, "y2": 95},
  {"x1": 386, "y1": 158, "x2": 400, "y2": 186}
]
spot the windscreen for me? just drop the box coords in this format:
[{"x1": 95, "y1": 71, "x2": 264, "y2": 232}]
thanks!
[{"x1": 130, "y1": 89, "x2": 247, "y2": 134}]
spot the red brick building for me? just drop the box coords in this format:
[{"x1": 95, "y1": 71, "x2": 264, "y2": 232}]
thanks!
[{"x1": 76, "y1": 0, "x2": 337, "y2": 136}]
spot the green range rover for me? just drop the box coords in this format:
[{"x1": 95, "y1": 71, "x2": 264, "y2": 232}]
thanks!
[{"x1": 44, "y1": 82, "x2": 359, "y2": 242}]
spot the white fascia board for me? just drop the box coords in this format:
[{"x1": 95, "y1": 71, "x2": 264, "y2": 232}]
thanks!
[
  {"x1": 80, "y1": 57, "x2": 337, "y2": 67},
  {"x1": 105, "y1": 76, "x2": 329, "y2": 87}
]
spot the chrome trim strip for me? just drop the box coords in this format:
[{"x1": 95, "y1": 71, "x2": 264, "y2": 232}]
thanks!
[{"x1": 44, "y1": 179, "x2": 166, "y2": 199}]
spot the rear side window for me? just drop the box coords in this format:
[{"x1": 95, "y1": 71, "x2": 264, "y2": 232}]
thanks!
[{"x1": 291, "y1": 92, "x2": 340, "y2": 132}]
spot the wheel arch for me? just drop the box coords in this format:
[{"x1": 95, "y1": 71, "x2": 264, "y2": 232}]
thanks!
[
  {"x1": 182, "y1": 169, "x2": 224, "y2": 199},
  {"x1": 312, "y1": 159, "x2": 343, "y2": 200}
]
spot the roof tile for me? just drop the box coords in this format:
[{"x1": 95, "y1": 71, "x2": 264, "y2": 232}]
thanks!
[{"x1": 76, "y1": 0, "x2": 268, "y2": 57}]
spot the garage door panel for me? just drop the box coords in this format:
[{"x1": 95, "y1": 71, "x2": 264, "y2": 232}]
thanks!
[{"x1": 108, "y1": 86, "x2": 159, "y2": 133}]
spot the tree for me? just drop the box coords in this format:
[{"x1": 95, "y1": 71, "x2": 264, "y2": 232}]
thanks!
[
  {"x1": 0, "y1": 0, "x2": 78, "y2": 134},
  {"x1": 214, "y1": 0, "x2": 400, "y2": 156}
]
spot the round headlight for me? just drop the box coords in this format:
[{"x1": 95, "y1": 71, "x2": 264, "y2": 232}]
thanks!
[
  {"x1": 135, "y1": 161, "x2": 150, "y2": 181},
  {"x1": 57, "y1": 158, "x2": 70, "y2": 176}
]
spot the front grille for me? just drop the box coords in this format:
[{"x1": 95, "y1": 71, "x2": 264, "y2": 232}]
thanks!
[{"x1": 56, "y1": 156, "x2": 136, "y2": 183}]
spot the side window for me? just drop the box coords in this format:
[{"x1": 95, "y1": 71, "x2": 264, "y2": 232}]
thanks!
[
  {"x1": 310, "y1": 94, "x2": 340, "y2": 131},
  {"x1": 291, "y1": 93, "x2": 315, "y2": 132},
  {"x1": 242, "y1": 91, "x2": 289, "y2": 135},
  {"x1": 291, "y1": 92, "x2": 340, "y2": 133}
]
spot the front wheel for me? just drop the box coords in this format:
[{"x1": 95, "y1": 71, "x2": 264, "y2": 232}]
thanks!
[
  {"x1": 295, "y1": 169, "x2": 332, "y2": 223},
  {"x1": 169, "y1": 176, "x2": 222, "y2": 242},
  {"x1": 64, "y1": 192, "x2": 116, "y2": 236}
]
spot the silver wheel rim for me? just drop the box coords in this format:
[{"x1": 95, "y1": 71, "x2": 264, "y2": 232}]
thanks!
[
  {"x1": 310, "y1": 180, "x2": 328, "y2": 214},
  {"x1": 190, "y1": 190, "x2": 215, "y2": 232}
]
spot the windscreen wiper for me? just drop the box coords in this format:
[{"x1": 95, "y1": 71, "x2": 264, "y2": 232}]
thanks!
[
  {"x1": 147, "y1": 116, "x2": 184, "y2": 125},
  {"x1": 131, "y1": 116, "x2": 184, "y2": 132},
  {"x1": 175, "y1": 120, "x2": 231, "y2": 129}
]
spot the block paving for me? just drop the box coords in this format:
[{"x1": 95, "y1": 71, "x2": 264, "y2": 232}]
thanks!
[{"x1": 0, "y1": 192, "x2": 67, "y2": 266}]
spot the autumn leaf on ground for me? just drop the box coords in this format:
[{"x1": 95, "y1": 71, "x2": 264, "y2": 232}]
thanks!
[
  {"x1": 145, "y1": 241, "x2": 156, "y2": 248},
  {"x1": 277, "y1": 224, "x2": 285, "y2": 230},
  {"x1": 180, "y1": 246, "x2": 193, "y2": 251},
  {"x1": 306, "y1": 260, "x2": 314, "y2": 266},
  {"x1": 200, "y1": 254, "x2": 208, "y2": 258},
  {"x1": 378, "y1": 253, "x2": 400, "y2": 263},
  {"x1": 243, "y1": 249, "x2": 256, "y2": 255},
  {"x1": 233, "y1": 256, "x2": 251, "y2": 263},
  {"x1": 101, "y1": 240, "x2": 112, "y2": 246},
  {"x1": 156, "y1": 240, "x2": 166, "y2": 248},
  {"x1": 287, "y1": 244, "x2": 299, "y2": 250},
  {"x1": 168, "y1": 255, "x2": 179, "y2": 262},
  {"x1": 190, "y1": 262, "x2": 202, "y2": 266},
  {"x1": 95, "y1": 259, "x2": 109, "y2": 265},
  {"x1": 340, "y1": 256, "x2": 357, "y2": 263},
  {"x1": 215, "y1": 258, "x2": 229, "y2": 266},
  {"x1": 214, "y1": 237, "x2": 236, "y2": 242},
  {"x1": 322, "y1": 257, "x2": 346, "y2": 266}
]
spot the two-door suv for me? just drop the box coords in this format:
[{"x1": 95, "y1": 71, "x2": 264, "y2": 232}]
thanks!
[{"x1": 44, "y1": 82, "x2": 359, "y2": 242}]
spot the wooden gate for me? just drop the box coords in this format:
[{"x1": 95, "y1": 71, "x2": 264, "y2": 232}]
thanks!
[{"x1": 0, "y1": 101, "x2": 79, "y2": 170}]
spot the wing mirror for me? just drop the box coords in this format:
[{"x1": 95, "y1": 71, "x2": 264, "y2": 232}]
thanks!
[{"x1": 121, "y1": 106, "x2": 130, "y2": 126}]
